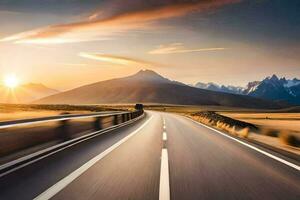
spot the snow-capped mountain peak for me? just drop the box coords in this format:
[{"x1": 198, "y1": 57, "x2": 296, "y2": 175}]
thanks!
[
  {"x1": 283, "y1": 79, "x2": 300, "y2": 88},
  {"x1": 194, "y1": 75, "x2": 300, "y2": 105}
]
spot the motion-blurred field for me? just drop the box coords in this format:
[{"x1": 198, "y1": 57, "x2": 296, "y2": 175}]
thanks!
[
  {"x1": 144, "y1": 104, "x2": 300, "y2": 114},
  {"x1": 146, "y1": 105, "x2": 300, "y2": 155},
  {"x1": 0, "y1": 104, "x2": 124, "y2": 122},
  {"x1": 146, "y1": 105, "x2": 300, "y2": 135},
  {"x1": 221, "y1": 112, "x2": 300, "y2": 134}
]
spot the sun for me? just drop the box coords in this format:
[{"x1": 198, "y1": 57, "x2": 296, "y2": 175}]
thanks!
[{"x1": 4, "y1": 74, "x2": 19, "y2": 89}]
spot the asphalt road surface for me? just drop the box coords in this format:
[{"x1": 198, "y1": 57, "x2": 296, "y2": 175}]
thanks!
[{"x1": 0, "y1": 111, "x2": 299, "y2": 200}]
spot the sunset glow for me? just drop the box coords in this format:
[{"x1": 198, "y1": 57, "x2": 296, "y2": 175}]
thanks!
[
  {"x1": 4, "y1": 74, "x2": 19, "y2": 89},
  {"x1": 0, "y1": 0, "x2": 299, "y2": 90},
  {"x1": 0, "y1": 2, "x2": 299, "y2": 199}
]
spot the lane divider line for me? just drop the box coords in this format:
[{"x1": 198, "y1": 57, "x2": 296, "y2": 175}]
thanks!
[
  {"x1": 163, "y1": 132, "x2": 167, "y2": 141},
  {"x1": 159, "y1": 148, "x2": 170, "y2": 200},
  {"x1": 187, "y1": 117, "x2": 300, "y2": 171},
  {"x1": 34, "y1": 116, "x2": 154, "y2": 200}
]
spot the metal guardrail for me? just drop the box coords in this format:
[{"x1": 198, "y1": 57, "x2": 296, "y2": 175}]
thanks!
[
  {"x1": 0, "y1": 110, "x2": 145, "y2": 177},
  {"x1": 0, "y1": 109, "x2": 144, "y2": 160},
  {"x1": 0, "y1": 111, "x2": 128, "y2": 129}
]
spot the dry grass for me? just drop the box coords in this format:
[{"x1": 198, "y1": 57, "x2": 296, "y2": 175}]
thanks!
[
  {"x1": 152, "y1": 105, "x2": 300, "y2": 148},
  {"x1": 190, "y1": 116, "x2": 250, "y2": 139},
  {"x1": 279, "y1": 131, "x2": 300, "y2": 147},
  {"x1": 144, "y1": 105, "x2": 300, "y2": 154},
  {"x1": 220, "y1": 112, "x2": 300, "y2": 146},
  {"x1": 0, "y1": 103, "x2": 129, "y2": 122},
  {"x1": 145, "y1": 104, "x2": 264, "y2": 114},
  {"x1": 221, "y1": 112, "x2": 300, "y2": 133},
  {"x1": 260, "y1": 128, "x2": 279, "y2": 137},
  {"x1": 189, "y1": 114, "x2": 300, "y2": 155},
  {"x1": 221, "y1": 112, "x2": 300, "y2": 119}
]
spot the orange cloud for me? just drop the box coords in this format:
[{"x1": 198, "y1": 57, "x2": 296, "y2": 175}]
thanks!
[
  {"x1": 1, "y1": 0, "x2": 240, "y2": 44},
  {"x1": 149, "y1": 43, "x2": 226, "y2": 54},
  {"x1": 58, "y1": 63, "x2": 88, "y2": 67},
  {"x1": 88, "y1": 13, "x2": 102, "y2": 21},
  {"x1": 79, "y1": 52, "x2": 157, "y2": 67}
]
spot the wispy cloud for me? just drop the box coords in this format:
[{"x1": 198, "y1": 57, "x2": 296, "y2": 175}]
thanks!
[
  {"x1": 87, "y1": 13, "x2": 101, "y2": 21},
  {"x1": 1, "y1": 0, "x2": 240, "y2": 44},
  {"x1": 79, "y1": 52, "x2": 157, "y2": 67},
  {"x1": 149, "y1": 43, "x2": 226, "y2": 54},
  {"x1": 58, "y1": 63, "x2": 87, "y2": 67},
  {"x1": 0, "y1": 10, "x2": 22, "y2": 15}
]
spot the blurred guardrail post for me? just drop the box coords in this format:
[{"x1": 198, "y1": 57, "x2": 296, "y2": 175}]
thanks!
[
  {"x1": 94, "y1": 117, "x2": 103, "y2": 130},
  {"x1": 58, "y1": 119, "x2": 70, "y2": 141},
  {"x1": 122, "y1": 114, "x2": 126, "y2": 123},
  {"x1": 0, "y1": 106, "x2": 145, "y2": 159},
  {"x1": 127, "y1": 113, "x2": 131, "y2": 120},
  {"x1": 113, "y1": 115, "x2": 119, "y2": 125}
]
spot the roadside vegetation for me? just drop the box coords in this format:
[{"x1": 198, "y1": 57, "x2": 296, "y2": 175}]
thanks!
[
  {"x1": 1, "y1": 103, "x2": 299, "y2": 157},
  {"x1": 0, "y1": 104, "x2": 141, "y2": 163},
  {"x1": 0, "y1": 104, "x2": 130, "y2": 122},
  {"x1": 190, "y1": 111, "x2": 300, "y2": 147},
  {"x1": 146, "y1": 104, "x2": 300, "y2": 156}
]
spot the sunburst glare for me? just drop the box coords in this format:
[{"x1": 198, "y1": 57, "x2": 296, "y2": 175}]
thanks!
[{"x1": 3, "y1": 74, "x2": 19, "y2": 89}]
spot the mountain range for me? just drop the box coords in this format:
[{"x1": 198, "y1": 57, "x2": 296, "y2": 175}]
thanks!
[
  {"x1": 195, "y1": 82, "x2": 244, "y2": 95},
  {"x1": 35, "y1": 70, "x2": 284, "y2": 109},
  {"x1": 195, "y1": 75, "x2": 300, "y2": 105},
  {"x1": 0, "y1": 83, "x2": 59, "y2": 103}
]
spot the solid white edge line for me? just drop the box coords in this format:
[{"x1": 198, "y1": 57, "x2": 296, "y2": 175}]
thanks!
[
  {"x1": 187, "y1": 117, "x2": 300, "y2": 171},
  {"x1": 34, "y1": 116, "x2": 153, "y2": 200},
  {"x1": 159, "y1": 148, "x2": 170, "y2": 200},
  {"x1": 163, "y1": 132, "x2": 167, "y2": 141}
]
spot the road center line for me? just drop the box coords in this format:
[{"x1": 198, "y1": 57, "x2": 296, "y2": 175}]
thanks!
[
  {"x1": 159, "y1": 148, "x2": 170, "y2": 200},
  {"x1": 163, "y1": 132, "x2": 167, "y2": 141},
  {"x1": 188, "y1": 117, "x2": 300, "y2": 171},
  {"x1": 34, "y1": 116, "x2": 153, "y2": 200}
]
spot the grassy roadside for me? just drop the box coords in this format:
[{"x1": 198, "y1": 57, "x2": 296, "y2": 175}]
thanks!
[
  {"x1": 188, "y1": 112, "x2": 300, "y2": 159},
  {"x1": 0, "y1": 104, "x2": 141, "y2": 163},
  {"x1": 1, "y1": 103, "x2": 299, "y2": 157},
  {"x1": 0, "y1": 104, "x2": 132, "y2": 122},
  {"x1": 146, "y1": 105, "x2": 300, "y2": 156},
  {"x1": 190, "y1": 112, "x2": 299, "y2": 144}
]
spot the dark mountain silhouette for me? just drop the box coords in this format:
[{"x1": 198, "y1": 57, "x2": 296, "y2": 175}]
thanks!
[{"x1": 35, "y1": 70, "x2": 285, "y2": 109}]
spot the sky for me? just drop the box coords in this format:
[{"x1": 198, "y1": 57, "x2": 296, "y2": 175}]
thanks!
[{"x1": 0, "y1": 0, "x2": 299, "y2": 90}]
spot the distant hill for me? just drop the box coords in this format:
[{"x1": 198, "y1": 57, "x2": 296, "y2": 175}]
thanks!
[
  {"x1": 36, "y1": 70, "x2": 284, "y2": 109},
  {"x1": 0, "y1": 83, "x2": 59, "y2": 103},
  {"x1": 195, "y1": 75, "x2": 300, "y2": 105}
]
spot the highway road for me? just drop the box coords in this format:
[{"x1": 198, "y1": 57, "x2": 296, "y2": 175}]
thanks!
[{"x1": 0, "y1": 111, "x2": 299, "y2": 200}]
